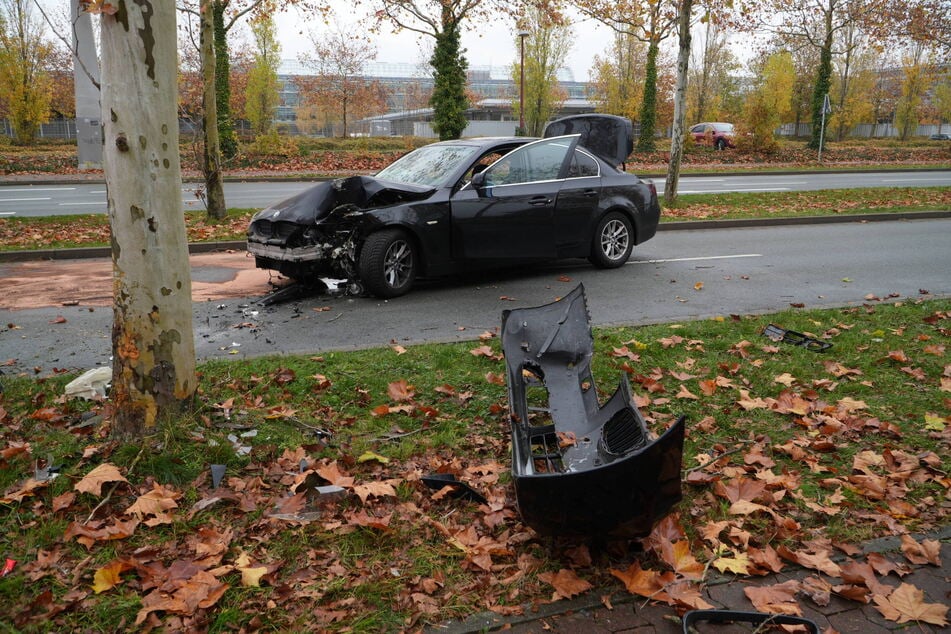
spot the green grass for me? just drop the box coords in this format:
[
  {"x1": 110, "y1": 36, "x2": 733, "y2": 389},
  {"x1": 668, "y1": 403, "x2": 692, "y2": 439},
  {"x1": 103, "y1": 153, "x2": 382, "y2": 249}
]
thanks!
[{"x1": 0, "y1": 299, "x2": 948, "y2": 630}]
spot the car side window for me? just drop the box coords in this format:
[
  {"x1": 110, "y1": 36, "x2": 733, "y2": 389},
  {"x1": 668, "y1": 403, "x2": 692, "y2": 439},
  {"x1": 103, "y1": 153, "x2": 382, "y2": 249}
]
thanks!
[
  {"x1": 566, "y1": 149, "x2": 599, "y2": 178},
  {"x1": 484, "y1": 137, "x2": 574, "y2": 186}
]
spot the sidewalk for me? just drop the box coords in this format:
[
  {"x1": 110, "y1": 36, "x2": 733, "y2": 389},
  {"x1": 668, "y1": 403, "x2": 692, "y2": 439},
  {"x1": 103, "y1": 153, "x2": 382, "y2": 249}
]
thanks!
[{"x1": 431, "y1": 529, "x2": 950, "y2": 633}]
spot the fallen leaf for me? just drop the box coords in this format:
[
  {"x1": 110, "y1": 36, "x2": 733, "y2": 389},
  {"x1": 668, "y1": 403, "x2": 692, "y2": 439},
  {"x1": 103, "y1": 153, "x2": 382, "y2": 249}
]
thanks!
[
  {"x1": 873, "y1": 582, "x2": 948, "y2": 626},
  {"x1": 744, "y1": 579, "x2": 801, "y2": 615},
  {"x1": 538, "y1": 569, "x2": 593, "y2": 600},
  {"x1": 74, "y1": 463, "x2": 128, "y2": 497},
  {"x1": 899, "y1": 535, "x2": 941, "y2": 566}
]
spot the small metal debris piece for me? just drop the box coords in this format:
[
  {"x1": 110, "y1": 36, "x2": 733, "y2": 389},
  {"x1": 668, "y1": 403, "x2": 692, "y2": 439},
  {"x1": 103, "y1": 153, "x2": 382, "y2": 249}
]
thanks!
[
  {"x1": 421, "y1": 473, "x2": 488, "y2": 505},
  {"x1": 34, "y1": 457, "x2": 61, "y2": 482},
  {"x1": 682, "y1": 609, "x2": 820, "y2": 634},
  {"x1": 210, "y1": 464, "x2": 226, "y2": 489},
  {"x1": 763, "y1": 323, "x2": 832, "y2": 352}
]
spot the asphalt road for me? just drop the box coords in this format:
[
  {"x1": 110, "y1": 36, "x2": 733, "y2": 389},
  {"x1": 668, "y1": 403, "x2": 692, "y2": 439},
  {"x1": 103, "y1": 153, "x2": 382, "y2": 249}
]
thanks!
[
  {"x1": 1, "y1": 170, "x2": 949, "y2": 217},
  {"x1": 1, "y1": 218, "x2": 948, "y2": 375}
]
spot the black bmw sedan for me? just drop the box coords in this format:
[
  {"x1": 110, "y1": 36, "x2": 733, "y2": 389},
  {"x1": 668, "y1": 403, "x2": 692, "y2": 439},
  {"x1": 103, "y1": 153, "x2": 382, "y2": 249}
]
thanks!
[{"x1": 247, "y1": 114, "x2": 660, "y2": 298}]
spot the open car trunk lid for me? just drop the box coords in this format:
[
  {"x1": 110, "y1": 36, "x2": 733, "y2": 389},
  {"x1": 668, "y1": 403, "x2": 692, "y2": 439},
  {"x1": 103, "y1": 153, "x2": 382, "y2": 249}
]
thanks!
[{"x1": 543, "y1": 114, "x2": 633, "y2": 166}]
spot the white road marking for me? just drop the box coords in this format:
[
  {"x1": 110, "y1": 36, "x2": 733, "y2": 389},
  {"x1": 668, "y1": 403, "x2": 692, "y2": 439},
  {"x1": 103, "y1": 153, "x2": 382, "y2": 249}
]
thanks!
[
  {"x1": 0, "y1": 187, "x2": 75, "y2": 192},
  {"x1": 629, "y1": 254, "x2": 762, "y2": 265},
  {"x1": 0, "y1": 197, "x2": 52, "y2": 202},
  {"x1": 0, "y1": 212, "x2": 15, "y2": 216},
  {"x1": 59, "y1": 202, "x2": 105, "y2": 206},
  {"x1": 881, "y1": 177, "x2": 951, "y2": 182}
]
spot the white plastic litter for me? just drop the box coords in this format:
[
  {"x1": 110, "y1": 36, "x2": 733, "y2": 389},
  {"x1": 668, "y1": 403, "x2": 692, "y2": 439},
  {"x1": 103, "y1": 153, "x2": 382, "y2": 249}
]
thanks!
[{"x1": 64, "y1": 367, "x2": 112, "y2": 400}]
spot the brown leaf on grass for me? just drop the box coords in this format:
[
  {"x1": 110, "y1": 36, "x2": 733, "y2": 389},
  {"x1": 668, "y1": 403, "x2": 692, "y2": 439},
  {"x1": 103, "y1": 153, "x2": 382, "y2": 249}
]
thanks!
[
  {"x1": 714, "y1": 477, "x2": 767, "y2": 503},
  {"x1": 125, "y1": 483, "x2": 180, "y2": 524},
  {"x1": 74, "y1": 463, "x2": 127, "y2": 496},
  {"x1": 64, "y1": 518, "x2": 139, "y2": 548},
  {"x1": 899, "y1": 535, "x2": 942, "y2": 566},
  {"x1": 610, "y1": 561, "x2": 675, "y2": 597},
  {"x1": 92, "y1": 560, "x2": 133, "y2": 594},
  {"x1": 744, "y1": 579, "x2": 801, "y2": 615},
  {"x1": 872, "y1": 582, "x2": 948, "y2": 626},
  {"x1": 470, "y1": 345, "x2": 502, "y2": 361},
  {"x1": 538, "y1": 569, "x2": 593, "y2": 600},
  {"x1": 353, "y1": 480, "x2": 397, "y2": 503},
  {"x1": 485, "y1": 371, "x2": 505, "y2": 385},
  {"x1": 736, "y1": 390, "x2": 769, "y2": 410},
  {"x1": 0, "y1": 477, "x2": 49, "y2": 503},
  {"x1": 387, "y1": 379, "x2": 415, "y2": 402},
  {"x1": 658, "y1": 540, "x2": 704, "y2": 580},
  {"x1": 52, "y1": 491, "x2": 76, "y2": 512},
  {"x1": 346, "y1": 509, "x2": 392, "y2": 531},
  {"x1": 315, "y1": 461, "x2": 355, "y2": 488},
  {"x1": 675, "y1": 385, "x2": 699, "y2": 399}
]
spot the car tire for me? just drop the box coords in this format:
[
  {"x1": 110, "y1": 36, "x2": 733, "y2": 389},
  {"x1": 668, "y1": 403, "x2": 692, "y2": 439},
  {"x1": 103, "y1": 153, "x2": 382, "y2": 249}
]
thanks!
[
  {"x1": 715, "y1": 138, "x2": 727, "y2": 151},
  {"x1": 358, "y1": 228, "x2": 418, "y2": 298},
  {"x1": 589, "y1": 212, "x2": 634, "y2": 269}
]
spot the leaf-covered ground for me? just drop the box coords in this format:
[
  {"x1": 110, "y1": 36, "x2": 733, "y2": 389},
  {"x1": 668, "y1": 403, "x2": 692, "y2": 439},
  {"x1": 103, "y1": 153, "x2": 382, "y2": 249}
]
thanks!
[
  {"x1": 0, "y1": 300, "x2": 948, "y2": 631},
  {"x1": 0, "y1": 187, "x2": 948, "y2": 253},
  {"x1": 2, "y1": 137, "x2": 950, "y2": 177}
]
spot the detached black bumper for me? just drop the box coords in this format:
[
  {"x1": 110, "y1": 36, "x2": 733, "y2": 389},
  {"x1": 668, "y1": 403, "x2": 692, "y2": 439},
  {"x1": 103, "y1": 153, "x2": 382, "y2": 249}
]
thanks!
[{"x1": 501, "y1": 284, "x2": 685, "y2": 538}]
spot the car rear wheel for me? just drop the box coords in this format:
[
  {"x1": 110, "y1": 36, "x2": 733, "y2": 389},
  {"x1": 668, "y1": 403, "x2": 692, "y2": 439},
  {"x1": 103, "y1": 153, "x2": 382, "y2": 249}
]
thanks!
[
  {"x1": 589, "y1": 211, "x2": 633, "y2": 269},
  {"x1": 358, "y1": 228, "x2": 418, "y2": 298},
  {"x1": 715, "y1": 138, "x2": 727, "y2": 150}
]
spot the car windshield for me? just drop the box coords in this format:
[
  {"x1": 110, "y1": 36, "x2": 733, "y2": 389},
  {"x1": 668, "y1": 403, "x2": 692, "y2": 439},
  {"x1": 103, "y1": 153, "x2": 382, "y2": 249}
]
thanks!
[{"x1": 376, "y1": 144, "x2": 479, "y2": 187}]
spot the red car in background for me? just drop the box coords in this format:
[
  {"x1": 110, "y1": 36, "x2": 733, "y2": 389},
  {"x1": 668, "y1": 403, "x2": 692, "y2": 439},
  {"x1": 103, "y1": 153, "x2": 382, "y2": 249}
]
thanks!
[{"x1": 690, "y1": 122, "x2": 735, "y2": 150}]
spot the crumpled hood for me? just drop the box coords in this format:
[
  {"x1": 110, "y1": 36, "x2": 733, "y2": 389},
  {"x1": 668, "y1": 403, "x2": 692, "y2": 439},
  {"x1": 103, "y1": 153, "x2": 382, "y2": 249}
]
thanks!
[{"x1": 251, "y1": 176, "x2": 435, "y2": 224}]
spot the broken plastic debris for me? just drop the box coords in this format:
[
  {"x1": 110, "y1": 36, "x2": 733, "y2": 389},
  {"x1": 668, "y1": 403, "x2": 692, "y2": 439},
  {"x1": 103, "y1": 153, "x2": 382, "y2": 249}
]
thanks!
[
  {"x1": 421, "y1": 473, "x2": 488, "y2": 504},
  {"x1": 1, "y1": 558, "x2": 15, "y2": 577},
  {"x1": 210, "y1": 464, "x2": 226, "y2": 489},
  {"x1": 682, "y1": 609, "x2": 820, "y2": 634},
  {"x1": 762, "y1": 323, "x2": 832, "y2": 352},
  {"x1": 34, "y1": 458, "x2": 61, "y2": 482},
  {"x1": 64, "y1": 367, "x2": 112, "y2": 400},
  {"x1": 501, "y1": 284, "x2": 685, "y2": 538}
]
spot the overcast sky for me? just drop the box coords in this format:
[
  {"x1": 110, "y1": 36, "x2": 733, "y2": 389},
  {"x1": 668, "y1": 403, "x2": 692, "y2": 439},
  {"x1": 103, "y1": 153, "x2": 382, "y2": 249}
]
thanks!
[{"x1": 272, "y1": 5, "x2": 613, "y2": 82}]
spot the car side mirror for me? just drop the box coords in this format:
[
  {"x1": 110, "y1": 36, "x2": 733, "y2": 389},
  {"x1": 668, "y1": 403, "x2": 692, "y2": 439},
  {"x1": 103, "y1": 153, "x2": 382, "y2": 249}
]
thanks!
[{"x1": 471, "y1": 171, "x2": 487, "y2": 189}]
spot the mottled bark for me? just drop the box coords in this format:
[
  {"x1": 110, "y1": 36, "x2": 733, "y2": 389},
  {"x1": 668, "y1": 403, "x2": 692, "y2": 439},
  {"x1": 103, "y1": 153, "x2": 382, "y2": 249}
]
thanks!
[
  {"x1": 100, "y1": 0, "x2": 196, "y2": 437},
  {"x1": 664, "y1": 0, "x2": 693, "y2": 207}
]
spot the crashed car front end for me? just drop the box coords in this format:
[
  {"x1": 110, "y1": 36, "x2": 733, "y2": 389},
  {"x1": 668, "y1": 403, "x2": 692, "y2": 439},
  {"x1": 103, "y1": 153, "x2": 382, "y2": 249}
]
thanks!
[
  {"x1": 247, "y1": 176, "x2": 433, "y2": 282},
  {"x1": 501, "y1": 284, "x2": 685, "y2": 538}
]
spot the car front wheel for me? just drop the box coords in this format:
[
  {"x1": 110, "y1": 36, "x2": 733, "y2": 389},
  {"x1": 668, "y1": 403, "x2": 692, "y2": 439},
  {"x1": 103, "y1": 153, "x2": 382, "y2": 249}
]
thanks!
[
  {"x1": 358, "y1": 228, "x2": 418, "y2": 298},
  {"x1": 589, "y1": 212, "x2": 633, "y2": 269}
]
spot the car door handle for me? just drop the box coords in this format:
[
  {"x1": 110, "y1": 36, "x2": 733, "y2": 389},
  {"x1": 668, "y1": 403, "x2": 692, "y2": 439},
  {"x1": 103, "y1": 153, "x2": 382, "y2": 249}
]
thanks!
[
  {"x1": 529, "y1": 196, "x2": 551, "y2": 206},
  {"x1": 582, "y1": 189, "x2": 598, "y2": 197}
]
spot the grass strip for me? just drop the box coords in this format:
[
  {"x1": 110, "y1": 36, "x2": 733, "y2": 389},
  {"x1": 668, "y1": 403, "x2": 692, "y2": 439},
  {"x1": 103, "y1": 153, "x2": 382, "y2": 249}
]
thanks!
[
  {"x1": 0, "y1": 298, "x2": 948, "y2": 630},
  {"x1": 0, "y1": 188, "x2": 949, "y2": 252}
]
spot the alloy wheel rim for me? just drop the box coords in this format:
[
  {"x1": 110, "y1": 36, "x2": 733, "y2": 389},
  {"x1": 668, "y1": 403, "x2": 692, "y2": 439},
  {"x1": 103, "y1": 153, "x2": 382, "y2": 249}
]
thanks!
[
  {"x1": 383, "y1": 240, "x2": 413, "y2": 287},
  {"x1": 601, "y1": 219, "x2": 629, "y2": 260}
]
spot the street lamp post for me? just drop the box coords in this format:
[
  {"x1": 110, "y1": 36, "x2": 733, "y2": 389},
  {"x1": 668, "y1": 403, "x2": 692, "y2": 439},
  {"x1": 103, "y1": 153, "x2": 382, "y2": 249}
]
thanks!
[{"x1": 518, "y1": 29, "x2": 529, "y2": 135}]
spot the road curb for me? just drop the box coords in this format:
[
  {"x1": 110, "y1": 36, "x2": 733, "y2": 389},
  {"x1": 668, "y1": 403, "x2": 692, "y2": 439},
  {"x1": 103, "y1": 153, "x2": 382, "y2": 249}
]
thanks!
[{"x1": 1, "y1": 211, "x2": 949, "y2": 263}]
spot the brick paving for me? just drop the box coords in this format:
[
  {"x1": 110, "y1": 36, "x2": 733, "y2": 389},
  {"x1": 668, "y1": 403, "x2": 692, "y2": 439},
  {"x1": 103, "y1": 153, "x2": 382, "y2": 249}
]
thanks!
[{"x1": 431, "y1": 533, "x2": 950, "y2": 634}]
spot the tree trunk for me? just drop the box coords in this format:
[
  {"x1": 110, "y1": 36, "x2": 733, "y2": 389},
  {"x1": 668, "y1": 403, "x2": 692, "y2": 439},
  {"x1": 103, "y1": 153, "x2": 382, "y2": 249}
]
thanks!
[
  {"x1": 200, "y1": 0, "x2": 227, "y2": 219},
  {"x1": 664, "y1": 0, "x2": 693, "y2": 207},
  {"x1": 809, "y1": 6, "x2": 834, "y2": 150},
  {"x1": 100, "y1": 0, "x2": 197, "y2": 438}
]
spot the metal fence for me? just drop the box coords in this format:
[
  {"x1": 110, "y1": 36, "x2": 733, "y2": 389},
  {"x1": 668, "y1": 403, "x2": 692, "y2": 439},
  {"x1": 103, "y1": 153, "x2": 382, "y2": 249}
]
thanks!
[{"x1": 2, "y1": 117, "x2": 946, "y2": 141}]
